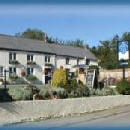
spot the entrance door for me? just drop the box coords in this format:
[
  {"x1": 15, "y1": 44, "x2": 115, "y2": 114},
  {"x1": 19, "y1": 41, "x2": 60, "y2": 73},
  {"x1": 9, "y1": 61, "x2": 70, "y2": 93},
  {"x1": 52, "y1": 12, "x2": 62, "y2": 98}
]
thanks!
[{"x1": 45, "y1": 68, "x2": 52, "y2": 84}]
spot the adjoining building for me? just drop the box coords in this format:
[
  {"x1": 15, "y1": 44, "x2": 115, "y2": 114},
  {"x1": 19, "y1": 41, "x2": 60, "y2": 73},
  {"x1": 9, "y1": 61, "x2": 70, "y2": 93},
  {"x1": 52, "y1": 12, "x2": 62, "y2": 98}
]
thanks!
[{"x1": 0, "y1": 34, "x2": 97, "y2": 84}]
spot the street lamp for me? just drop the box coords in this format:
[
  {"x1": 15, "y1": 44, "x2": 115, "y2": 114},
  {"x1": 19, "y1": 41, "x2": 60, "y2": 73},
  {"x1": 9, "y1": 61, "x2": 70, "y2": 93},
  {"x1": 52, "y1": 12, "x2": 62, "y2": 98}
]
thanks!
[{"x1": 4, "y1": 67, "x2": 9, "y2": 90}]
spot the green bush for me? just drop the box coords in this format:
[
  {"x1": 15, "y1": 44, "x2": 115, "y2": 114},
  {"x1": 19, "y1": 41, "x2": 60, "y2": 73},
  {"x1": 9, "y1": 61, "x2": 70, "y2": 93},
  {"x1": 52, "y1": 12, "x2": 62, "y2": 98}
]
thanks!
[
  {"x1": 9, "y1": 73, "x2": 18, "y2": 81},
  {"x1": 116, "y1": 80, "x2": 130, "y2": 95},
  {"x1": 62, "y1": 79, "x2": 89, "y2": 98},
  {"x1": 39, "y1": 86, "x2": 67, "y2": 99},
  {"x1": 39, "y1": 87, "x2": 52, "y2": 99},
  {"x1": 89, "y1": 87, "x2": 118, "y2": 96},
  {"x1": 8, "y1": 86, "x2": 33, "y2": 100},
  {"x1": 52, "y1": 87, "x2": 67, "y2": 99},
  {"x1": 26, "y1": 75, "x2": 37, "y2": 81}
]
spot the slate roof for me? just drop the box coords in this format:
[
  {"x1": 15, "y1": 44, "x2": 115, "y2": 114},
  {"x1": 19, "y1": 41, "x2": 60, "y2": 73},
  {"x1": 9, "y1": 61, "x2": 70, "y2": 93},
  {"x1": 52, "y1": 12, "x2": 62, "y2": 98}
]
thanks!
[{"x1": 0, "y1": 34, "x2": 97, "y2": 60}]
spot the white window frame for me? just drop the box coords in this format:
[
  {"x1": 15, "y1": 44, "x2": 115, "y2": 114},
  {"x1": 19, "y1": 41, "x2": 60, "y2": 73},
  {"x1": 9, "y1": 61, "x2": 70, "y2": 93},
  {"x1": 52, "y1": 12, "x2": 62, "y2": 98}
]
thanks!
[
  {"x1": 27, "y1": 67, "x2": 34, "y2": 75},
  {"x1": 9, "y1": 52, "x2": 16, "y2": 61},
  {"x1": 45, "y1": 55, "x2": 51, "y2": 63},
  {"x1": 9, "y1": 67, "x2": 17, "y2": 74},
  {"x1": 0, "y1": 67, "x2": 3, "y2": 76},
  {"x1": 66, "y1": 57, "x2": 70, "y2": 65},
  {"x1": 27, "y1": 54, "x2": 34, "y2": 62}
]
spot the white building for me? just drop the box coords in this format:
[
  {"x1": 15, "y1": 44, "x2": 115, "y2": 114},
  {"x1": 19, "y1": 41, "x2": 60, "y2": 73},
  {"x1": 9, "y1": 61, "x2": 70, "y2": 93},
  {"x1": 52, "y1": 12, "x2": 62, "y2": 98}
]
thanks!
[{"x1": 0, "y1": 34, "x2": 97, "y2": 84}]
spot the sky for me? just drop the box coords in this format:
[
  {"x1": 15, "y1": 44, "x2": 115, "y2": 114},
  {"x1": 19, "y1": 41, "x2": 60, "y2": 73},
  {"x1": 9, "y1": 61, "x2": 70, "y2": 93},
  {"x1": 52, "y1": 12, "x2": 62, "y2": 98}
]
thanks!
[{"x1": 0, "y1": 0, "x2": 130, "y2": 47}]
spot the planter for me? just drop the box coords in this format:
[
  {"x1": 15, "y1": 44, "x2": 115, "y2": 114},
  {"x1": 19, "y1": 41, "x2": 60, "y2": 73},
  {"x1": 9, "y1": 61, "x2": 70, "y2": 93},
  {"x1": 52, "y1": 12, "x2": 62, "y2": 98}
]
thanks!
[
  {"x1": 9, "y1": 60, "x2": 19, "y2": 65},
  {"x1": 27, "y1": 61, "x2": 36, "y2": 65}
]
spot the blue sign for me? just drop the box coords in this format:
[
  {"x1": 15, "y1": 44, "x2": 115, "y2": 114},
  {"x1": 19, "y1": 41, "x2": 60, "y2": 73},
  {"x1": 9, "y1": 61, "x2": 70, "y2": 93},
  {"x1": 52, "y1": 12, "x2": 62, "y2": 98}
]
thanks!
[
  {"x1": 118, "y1": 41, "x2": 128, "y2": 54},
  {"x1": 117, "y1": 41, "x2": 129, "y2": 61}
]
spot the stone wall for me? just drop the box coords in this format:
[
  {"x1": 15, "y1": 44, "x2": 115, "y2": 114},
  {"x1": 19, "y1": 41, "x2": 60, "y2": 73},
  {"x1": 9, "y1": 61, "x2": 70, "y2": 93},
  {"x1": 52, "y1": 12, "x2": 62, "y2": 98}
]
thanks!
[
  {"x1": 0, "y1": 95, "x2": 130, "y2": 125},
  {"x1": 99, "y1": 68, "x2": 130, "y2": 81}
]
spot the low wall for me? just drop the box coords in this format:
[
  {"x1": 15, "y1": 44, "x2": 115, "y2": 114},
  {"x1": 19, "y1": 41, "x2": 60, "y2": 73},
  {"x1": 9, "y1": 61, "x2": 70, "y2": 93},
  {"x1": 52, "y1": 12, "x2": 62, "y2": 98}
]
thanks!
[
  {"x1": 99, "y1": 68, "x2": 130, "y2": 80},
  {"x1": 0, "y1": 95, "x2": 130, "y2": 125}
]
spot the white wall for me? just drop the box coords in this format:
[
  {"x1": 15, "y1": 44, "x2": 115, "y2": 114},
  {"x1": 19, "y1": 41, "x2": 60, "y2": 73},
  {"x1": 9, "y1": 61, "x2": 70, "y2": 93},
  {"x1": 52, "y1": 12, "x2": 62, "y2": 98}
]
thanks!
[
  {"x1": 89, "y1": 60, "x2": 98, "y2": 66},
  {"x1": 0, "y1": 50, "x2": 98, "y2": 84},
  {"x1": 0, "y1": 50, "x2": 45, "y2": 84},
  {"x1": 56, "y1": 56, "x2": 78, "y2": 69}
]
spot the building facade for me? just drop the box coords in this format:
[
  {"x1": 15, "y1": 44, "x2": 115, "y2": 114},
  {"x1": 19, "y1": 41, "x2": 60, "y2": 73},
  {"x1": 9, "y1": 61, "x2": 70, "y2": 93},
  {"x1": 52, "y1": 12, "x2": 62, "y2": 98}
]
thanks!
[{"x1": 0, "y1": 34, "x2": 97, "y2": 84}]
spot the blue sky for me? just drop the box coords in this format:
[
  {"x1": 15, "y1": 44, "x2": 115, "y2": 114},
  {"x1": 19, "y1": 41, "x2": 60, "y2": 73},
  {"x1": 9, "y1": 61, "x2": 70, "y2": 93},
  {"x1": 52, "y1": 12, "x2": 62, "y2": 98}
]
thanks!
[{"x1": 0, "y1": 1, "x2": 130, "y2": 46}]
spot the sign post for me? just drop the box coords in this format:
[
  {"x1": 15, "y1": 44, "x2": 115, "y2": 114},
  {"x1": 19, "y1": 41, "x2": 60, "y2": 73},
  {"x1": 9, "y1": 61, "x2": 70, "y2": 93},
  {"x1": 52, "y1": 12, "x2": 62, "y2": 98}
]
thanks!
[{"x1": 117, "y1": 41, "x2": 129, "y2": 80}]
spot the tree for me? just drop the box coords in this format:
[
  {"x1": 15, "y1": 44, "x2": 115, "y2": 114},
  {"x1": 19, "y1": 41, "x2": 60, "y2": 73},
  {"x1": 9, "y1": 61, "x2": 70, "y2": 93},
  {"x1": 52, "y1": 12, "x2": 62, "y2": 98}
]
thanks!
[
  {"x1": 89, "y1": 33, "x2": 130, "y2": 70},
  {"x1": 67, "y1": 39, "x2": 84, "y2": 48},
  {"x1": 52, "y1": 68, "x2": 67, "y2": 87},
  {"x1": 90, "y1": 37, "x2": 119, "y2": 69},
  {"x1": 16, "y1": 28, "x2": 48, "y2": 42},
  {"x1": 122, "y1": 32, "x2": 130, "y2": 41}
]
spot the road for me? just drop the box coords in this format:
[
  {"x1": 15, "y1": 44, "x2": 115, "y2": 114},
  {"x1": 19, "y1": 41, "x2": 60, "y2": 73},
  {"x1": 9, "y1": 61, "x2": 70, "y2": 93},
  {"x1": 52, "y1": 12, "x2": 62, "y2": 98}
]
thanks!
[{"x1": 3, "y1": 105, "x2": 130, "y2": 129}]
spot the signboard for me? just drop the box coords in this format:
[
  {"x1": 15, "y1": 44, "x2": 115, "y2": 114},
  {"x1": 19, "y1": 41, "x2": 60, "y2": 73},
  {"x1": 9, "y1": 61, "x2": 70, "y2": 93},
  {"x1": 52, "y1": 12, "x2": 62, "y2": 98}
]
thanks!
[
  {"x1": 86, "y1": 70, "x2": 95, "y2": 88},
  {"x1": 117, "y1": 41, "x2": 129, "y2": 61}
]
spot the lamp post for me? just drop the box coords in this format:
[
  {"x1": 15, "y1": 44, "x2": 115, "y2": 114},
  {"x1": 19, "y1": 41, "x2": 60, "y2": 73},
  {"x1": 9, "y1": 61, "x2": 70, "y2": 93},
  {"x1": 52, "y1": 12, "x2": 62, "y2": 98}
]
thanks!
[{"x1": 4, "y1": 67, "x2": 9, "y2": 90}]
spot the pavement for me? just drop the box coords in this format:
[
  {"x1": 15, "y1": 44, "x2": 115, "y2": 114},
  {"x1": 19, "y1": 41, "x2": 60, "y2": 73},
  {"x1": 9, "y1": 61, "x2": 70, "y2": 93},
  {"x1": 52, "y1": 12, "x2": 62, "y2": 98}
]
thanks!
[{"x1": 2, "y1": 104, "x2": 130, "y2": 129}]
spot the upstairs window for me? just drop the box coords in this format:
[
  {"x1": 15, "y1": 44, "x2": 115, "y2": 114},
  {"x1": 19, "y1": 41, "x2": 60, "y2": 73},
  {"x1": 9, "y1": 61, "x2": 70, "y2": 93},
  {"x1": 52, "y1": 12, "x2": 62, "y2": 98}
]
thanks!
[
  {"x1": 27, "y1": 54, "x2": 33, "y2": 62},
  {"x1": 0, "y1": 67, "x2": 3, "y2": 76},
  {"x1": 45, "y1": 55, "x2": 51, "y2": 63},
  {"x1": 86, "y1": 59, "x2": 90, "y2": 65},
  {"x1": 9, "y1": 52, "x2": 16, "y2": 61},
  {"x1": 77, "y1": 59, "x2": 79, "y2": 65},
  {"x1": 27, "y1": 67, "x2": 33, "y2": 75},
  {"x1": 9, "y1": 67, "x2": 16, "y2": 74},
  {"x1": 66, "y1": 58, "x2": 70, "y2": 65}
]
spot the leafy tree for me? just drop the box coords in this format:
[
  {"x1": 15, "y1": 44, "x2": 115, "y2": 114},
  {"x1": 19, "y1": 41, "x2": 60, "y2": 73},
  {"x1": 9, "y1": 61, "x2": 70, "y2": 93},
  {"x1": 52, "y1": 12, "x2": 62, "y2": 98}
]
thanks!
[
  {"x1": 122, "y1": 32, "x2": 130, "y2": 41},
  {"x1": 67, "y1": 39, "x2": 84, "y2": 48},
  {"x1": 16, "y1": 28, "x2": 48, "y2": 42},
  {"x1": 15, "y1": 28, "x2": 88, "y2": 48},
  {"x1": 90, "y1": 32, "x2": 130, "y2": 70},
  {"x1": 52, "y1": 68, "x2": 67, "y2": 87}
]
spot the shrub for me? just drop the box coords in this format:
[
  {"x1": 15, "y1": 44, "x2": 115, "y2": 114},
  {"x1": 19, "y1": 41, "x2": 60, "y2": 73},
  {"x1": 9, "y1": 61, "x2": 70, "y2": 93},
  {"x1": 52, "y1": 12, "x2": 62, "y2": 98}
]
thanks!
[
  {"x1": 8, "y1": 86, "x2": 33, "y2": 100},
  {"x1": 63, "y1": 79, "x2": 78, "y2": 90},
  {"x1": 38, "y1": 85, "x2": 67, "y2": 99},
  {"x1": 89, "y1": 87, "x2": 118, "y2": 96},
  {"x1": 26, "y1": 75, "x2": 37, "y2": 81},
  {"x1": 52, "y1": 87, "x2": 67, "y2": 99},
  {"x1": 62, "y1": 79, "x2": 89, "y2": 98},
  {"x1": 52, "y1": 68, "x2": 67, "y2": 87},
  {"x1": 116, "y1": 80, "x2": 130, "y2": 95},
  {"x1": 0, "y1": 88, "x2": 12, "y2": 102},
  {"x1": 39, "y1": 87, "x2": 52, "y2": 99},
  {"x1": 9, "y1": 73, "x2": 18, "y2": 81}
]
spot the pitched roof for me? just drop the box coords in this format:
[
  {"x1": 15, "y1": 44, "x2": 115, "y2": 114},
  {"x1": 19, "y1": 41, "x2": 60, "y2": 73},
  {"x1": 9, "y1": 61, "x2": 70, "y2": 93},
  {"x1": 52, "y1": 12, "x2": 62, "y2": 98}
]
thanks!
[{"x1": 0, "y1": 34, "x2": 97, "y2": 60}]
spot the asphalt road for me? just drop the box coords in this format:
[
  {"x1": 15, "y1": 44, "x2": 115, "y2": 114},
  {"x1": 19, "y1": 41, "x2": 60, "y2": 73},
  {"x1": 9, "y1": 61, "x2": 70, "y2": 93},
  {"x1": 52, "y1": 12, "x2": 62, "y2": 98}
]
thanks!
[{"x1": 3, "y1": 105, "x2": 130, "y2": 129}]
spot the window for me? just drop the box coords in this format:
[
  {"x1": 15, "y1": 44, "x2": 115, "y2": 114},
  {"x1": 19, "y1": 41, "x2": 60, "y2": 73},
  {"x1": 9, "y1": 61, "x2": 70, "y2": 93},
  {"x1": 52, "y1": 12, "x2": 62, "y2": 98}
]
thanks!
[
  {"x1": 27, "y1": 54, "x2": 33, "y2": 61},
  {"x1": 66, "y1": 58, "x2": 70, "y2": 65},
  {"x1": 86, "y1": 59, "x2": 90, "y2": 65},
  {"x1": 9, "y1": 52, "x2": 16, "y2": 61},
  {"x1": 27, "y1": 67, "x2": 33, "y2": 75},
  {"x1": 0, "y1": 67, "x2": 3, "y2": 76},
  {"x1": 9, "y1": 67, "x2": 16, "y2": 74},
  {"x1": 77, "y1": 59, "x2": 79, "y2": 65},
  {"x1": 45, "y1": 55, "x2": 51, "y2": 63}
]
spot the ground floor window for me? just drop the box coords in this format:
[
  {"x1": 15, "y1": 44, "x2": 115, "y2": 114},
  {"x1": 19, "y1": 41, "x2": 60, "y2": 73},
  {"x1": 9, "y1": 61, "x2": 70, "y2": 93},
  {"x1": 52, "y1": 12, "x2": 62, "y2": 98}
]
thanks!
[
  {"x1": 0, "y1": 67, "x2": 3, "y2": 76},
  {"x1": 27, "y1": 67, "x2": 33, "y2": 75},
  {"x1": 9, "y1": 67, "x2": 16, "y2": 74}
]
